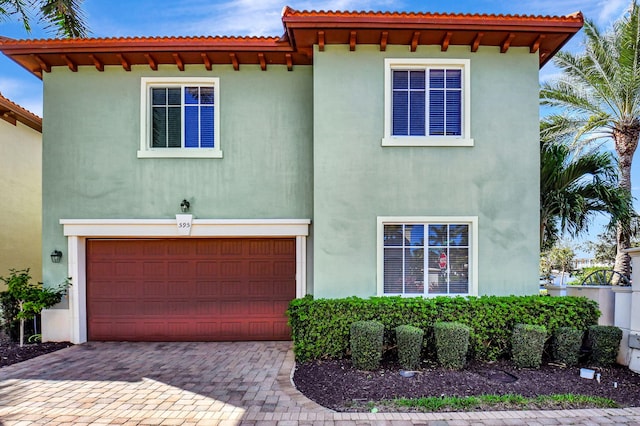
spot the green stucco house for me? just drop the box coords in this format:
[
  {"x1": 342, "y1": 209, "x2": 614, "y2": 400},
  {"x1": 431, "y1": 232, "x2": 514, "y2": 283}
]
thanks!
[{"x1": 0, "y1": 7, "x2": 583, "y2": 343}]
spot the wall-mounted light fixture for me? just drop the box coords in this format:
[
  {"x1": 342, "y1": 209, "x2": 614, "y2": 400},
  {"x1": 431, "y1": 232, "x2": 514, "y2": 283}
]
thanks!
[
  {"x1": 51, "y1": 250, "x2": 63, "y2": 263},
  {"x1": 180, "y1": 199, "x2": 190, "y2": 213}
]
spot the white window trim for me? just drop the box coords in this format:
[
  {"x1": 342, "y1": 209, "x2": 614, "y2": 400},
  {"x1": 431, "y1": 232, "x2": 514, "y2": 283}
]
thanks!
[
  {"x1": 139, "y1": 77, "x2": 222, "y2": 158},
  {"x1": 59, "y1": 218, "x2": 310, "y2": 343},
  {"x1": 376, "y1": 216, "x2": 478, "y2": 297},
  {"x1": 382, "y1": 58, "x2": 473, "y2": 147}
]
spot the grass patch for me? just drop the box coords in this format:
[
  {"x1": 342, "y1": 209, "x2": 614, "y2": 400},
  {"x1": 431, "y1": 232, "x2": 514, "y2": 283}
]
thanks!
[{"x1": 369, "y1": 394, "x2": 619, "y2": 412}]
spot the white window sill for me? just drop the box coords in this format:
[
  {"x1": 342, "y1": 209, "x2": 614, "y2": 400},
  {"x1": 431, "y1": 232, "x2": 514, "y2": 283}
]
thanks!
[
  {"x1": 137, "y1": 149, "x2": 223, "y2": 159},
  {"x1": 380, "y1": 293, "x2": 471, "y2": 298},
  {"x1": 381, "y1": 137, "x2": 474, "y2": 147}
]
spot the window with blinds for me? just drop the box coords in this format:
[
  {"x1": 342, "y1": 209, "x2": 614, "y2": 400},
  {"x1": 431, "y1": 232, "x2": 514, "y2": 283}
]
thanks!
[
  {"x1": 383, "y1": 59, "x2": 472, "y2": 147},
  {"x1": 151, "y1": 86, "x2": 215, "y2": 148},
  {"x1": 392, "y1": 69, "x2": 462, "y2": 137},
  {"x1": 139, "y1": 77, "x2": 221, "y2": 158},
  {"x1": 378, "y1": 217, "x2": 476, "y2": 297}
]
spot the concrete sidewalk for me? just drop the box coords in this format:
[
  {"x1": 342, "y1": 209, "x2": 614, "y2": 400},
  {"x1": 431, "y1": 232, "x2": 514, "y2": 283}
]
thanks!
[{"x1": 0, "y1": 341, "x2": 639, "y2": 425}]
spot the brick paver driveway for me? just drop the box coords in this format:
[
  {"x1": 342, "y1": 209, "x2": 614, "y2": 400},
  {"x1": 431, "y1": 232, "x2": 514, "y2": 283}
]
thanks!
[{"x1": 1, "y1": 341, "x2": 640, "y2": 425}]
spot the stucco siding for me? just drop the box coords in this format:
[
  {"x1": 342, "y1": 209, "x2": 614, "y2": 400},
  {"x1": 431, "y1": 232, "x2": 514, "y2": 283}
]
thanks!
[
  {"x1": 41, "y1": 64, "x2": 314, "y2": 286},
  {"x1": 0, "y1": 119, "x2": 42, "y2": 286},
  {"x1": 312, "y1": 45, "x2": 540, "y2": 297}
]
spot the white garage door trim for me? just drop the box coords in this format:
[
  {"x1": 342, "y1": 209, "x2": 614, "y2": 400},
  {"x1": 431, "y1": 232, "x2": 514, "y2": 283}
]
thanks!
[{"x1": 60, "y1": 218, "x2": 311, "y2": 344}]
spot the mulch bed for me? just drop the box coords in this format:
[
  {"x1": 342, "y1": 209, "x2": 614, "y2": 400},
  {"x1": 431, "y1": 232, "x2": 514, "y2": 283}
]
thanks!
[
  {"x1": 4, "y1": 337, "x2": 640, "y2": 413},
  {"x1": 0, "y1": 338, "x2": 72, "y2": 368},
  {"x1": 293, "y1": 357, "x2": 640, "y2": 412}
]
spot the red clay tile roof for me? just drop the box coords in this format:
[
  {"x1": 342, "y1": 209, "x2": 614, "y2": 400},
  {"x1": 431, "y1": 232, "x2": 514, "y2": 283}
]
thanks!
[
  {"x1": 0, "y1": 92, "x2": 42, "y2": 132},
  {"x1": 0, "y1": 6, "x2": 583, "y2": 78},
  {"x1": 281, "y1": 7, "x2": 584, "y2": 23}
]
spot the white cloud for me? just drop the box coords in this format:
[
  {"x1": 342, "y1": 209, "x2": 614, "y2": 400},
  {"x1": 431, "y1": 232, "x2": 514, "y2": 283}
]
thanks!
[
  {"x1": 155, "y1": 0, "x2": 401, "y2": 36},
  {"x1": 495, "y1": 0, "x2": 626, "y2": 27},
  {"x1": 0, "y1": 75, "x2": 43, "y2": 116},
  {"x1": 594, "y1": 0, "x2": 627, "y2": 24}
]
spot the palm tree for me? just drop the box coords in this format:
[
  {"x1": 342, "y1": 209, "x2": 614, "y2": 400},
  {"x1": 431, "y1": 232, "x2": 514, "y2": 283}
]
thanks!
[
  {"x1": 1, "y1": 0, "x2": 88, "y2": 38},
  {"x1": 540, "y1": 130, "x2": 631, "y2": 252},
  {"x1": 540, "y1": 1, "x2": 640, "y2": 277}
]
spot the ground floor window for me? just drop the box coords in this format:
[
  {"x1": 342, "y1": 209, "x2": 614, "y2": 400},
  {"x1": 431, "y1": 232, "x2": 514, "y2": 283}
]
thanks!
[{"x1": 377, "y1": 217, "x2": 477, "y2": 296}]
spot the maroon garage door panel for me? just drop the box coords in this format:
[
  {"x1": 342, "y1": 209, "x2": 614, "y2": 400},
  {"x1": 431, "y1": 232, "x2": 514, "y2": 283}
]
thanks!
[{"x1": 86, "y1": 238, "x2": 296, "y2": 341}]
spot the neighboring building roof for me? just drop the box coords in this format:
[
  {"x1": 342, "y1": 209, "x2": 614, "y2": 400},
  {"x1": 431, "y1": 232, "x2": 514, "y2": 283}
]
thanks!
[
  {"x1": 0, "y1": 6, "x2": 583, "y2": 78},
  {"x1": 0, "y1": 93, "x2": 42, "y2": 132}
]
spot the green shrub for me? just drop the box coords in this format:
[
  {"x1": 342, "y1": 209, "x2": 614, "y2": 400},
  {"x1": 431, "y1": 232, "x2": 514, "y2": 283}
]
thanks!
[
  {"x1": 287, "y1": 295, "x2": 599, "y2": 362},
  {"x1": 588, "y1": 325, "x2": 622, "y2": 366},
  {"x1": 552, "y1": 327, "x2": 583, "y2": 366},
  {"x1": 0, "y1": 269, "x2": 68, "y2": 346},
  {"x1": 0, "y1": 291, "x2": 37, "y2": 342},
  {"x1": 511, "y1": 324, "x2": 547, "y2": 368},
  {"x1": 434, "y1": 322, "x2": 471, "y2": 370},
  {"x1": 395, "y1": 325, "x2": 424, "y2": 370},
  {"x1": 350, "y1": 320, "x2": 384, "y2": 370}
]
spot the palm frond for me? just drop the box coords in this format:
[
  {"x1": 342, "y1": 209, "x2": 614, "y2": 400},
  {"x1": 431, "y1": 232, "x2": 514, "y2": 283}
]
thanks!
[
  {"x1": 540, "y1": 138, "x2": 634, "y2": 247},
  {"x1": 0, "y1": 0, "x2": 31, "y2": 31},
  {"x1": 38, "y1": 0, "x2": 88, "y2": 38}
]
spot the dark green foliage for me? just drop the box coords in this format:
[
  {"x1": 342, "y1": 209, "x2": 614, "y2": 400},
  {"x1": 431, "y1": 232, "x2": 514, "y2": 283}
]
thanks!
[
  {"x1": 552, "y1": 327, "x2": 583, "y2": 366},
  {"x1": 434, "y1": 322, "x2": 471, "y2": 369},
  {"x1": 287, "y1": 295, "x2": 599, "y2": 362},
  {"x1": 587, "y1": 325, "x2": 623, "y2": 366},
  {"x1": 512, "y1": 324, "x2": 547, "y2": 368},
  {"x1": 0, "y1": 269, "x2": 69, "y2": 345},
  {"x1": 395, "y1": 325, "x2": 424, "y2": 370},
  {"x1": 0, "y1": 291, "x2": 28, "y2": 341},
  {"x1": 350, "y1": 320, "x2": 384, "y2": 370}
]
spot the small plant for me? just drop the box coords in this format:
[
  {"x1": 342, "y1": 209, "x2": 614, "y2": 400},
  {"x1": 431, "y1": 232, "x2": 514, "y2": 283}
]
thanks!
[
  {"x1": 511, "y1": 323, "x2": 547, "y2": 368},
  {"x1": 552, "y1": 327, "x2": 583, "y2": 366},
  {"x1": 587, "y1": 325, "x2": 623, "y2": 366},
  {"x1": 395, "y1": 324, "x2": 424, "y2": 370},
  {"x1": 0, "y1": 269, "x2": 70, "y2": 347},
  {"x1": 434, "y1": 322, "x2": 471, "y2": 370},
  {"x1": 27, "y1": 333, "x2": 42, "y2": 343},
  {"x1": 350, "y1": 320, "x2": 384, "y2": 370}
]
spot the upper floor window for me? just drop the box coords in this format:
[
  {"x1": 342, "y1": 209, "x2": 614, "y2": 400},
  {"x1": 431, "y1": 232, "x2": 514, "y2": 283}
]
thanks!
[
  {"x1": 139, "y1": 77, "x2": 222, "y2": 158},
  {"x1": 382, "y1": 59, "x2": 473, "y2": 147}
]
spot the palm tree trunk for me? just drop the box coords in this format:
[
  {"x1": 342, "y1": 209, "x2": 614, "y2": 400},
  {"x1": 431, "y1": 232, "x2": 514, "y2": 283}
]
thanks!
[
  {"x1": 613, "y1": 126, "x2": 640, "y2": 278},
  {"x1": 614, "y1": 222, "x2": 631, "y2": 280}
]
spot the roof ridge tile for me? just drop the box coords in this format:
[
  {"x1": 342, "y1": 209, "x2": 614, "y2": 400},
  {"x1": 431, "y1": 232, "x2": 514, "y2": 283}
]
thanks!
[
  {"x1": 283, "y1": 8, "x2": 584, "y2": 21},
  {"x1": 1, "y1": 35, "x2": 283, "y2": 43}
]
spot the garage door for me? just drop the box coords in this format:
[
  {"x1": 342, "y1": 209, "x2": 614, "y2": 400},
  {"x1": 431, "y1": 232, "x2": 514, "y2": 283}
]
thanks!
[{"x1": 86, "y1": 238, "x2": 296, "y2": 341}]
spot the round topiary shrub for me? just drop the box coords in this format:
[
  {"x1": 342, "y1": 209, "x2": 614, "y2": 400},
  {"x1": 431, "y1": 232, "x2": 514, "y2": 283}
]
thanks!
[
  {"x1": 511, "y1": 323, "x2": 547, "y2": 369},
  {"x1": 552, "y1": 327, "x2": 583, "y2": 366},
  {"x1": 588, "y1": 325, "x2": 623, "y2": 366},
  {"x1": 395, "y1": 324, "x2": 424, "y2": 370},
  {"x1": 434, "y1": 322, "x2": 471, "y2": 370},
  {"x1": 350, "y1": 320, "x2": 384, "y2": 370}
]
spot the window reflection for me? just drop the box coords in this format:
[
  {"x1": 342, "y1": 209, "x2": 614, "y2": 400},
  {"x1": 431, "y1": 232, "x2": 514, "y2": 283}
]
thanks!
[{"x1": 384, "y1": 222, "x2": 470, "y2": 296}]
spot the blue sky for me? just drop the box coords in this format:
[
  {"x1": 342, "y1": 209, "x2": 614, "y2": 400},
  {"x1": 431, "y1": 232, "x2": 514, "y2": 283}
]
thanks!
[
  {"x1": 0, "y1": 0, "x2": 634, "y2": 253},
  {"x1": 0, "y1": 0, "x2": 628, "y2": 115}
]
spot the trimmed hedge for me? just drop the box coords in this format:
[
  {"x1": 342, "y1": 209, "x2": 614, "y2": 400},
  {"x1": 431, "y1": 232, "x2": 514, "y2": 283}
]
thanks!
[
  {"x1": 396, "y1": 325, "x2": 424, "y2": 370},
  {"x1": 588, "y1": 325, "x2": 623, "y2": 366},
  {"x1": 512, "y1": 323, "x2": 547, "y2": 368},
  {"x1": 552, "y1": 327, "x2": 583, "y2": 366},
  {"x1": 287, "y1": 295, "x2": 599, "y2": 362},
  {"x1": 350, "y1": 320, "x2": 384, "y2": 370},
  {"x1": 434, "y1": 322, "x2": 471, "y2": 369}
]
